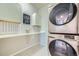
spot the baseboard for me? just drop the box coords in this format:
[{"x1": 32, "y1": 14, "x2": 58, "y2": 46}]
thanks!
[{"x1": 9, "y1": 43, "x2": 39, "y2": 56}]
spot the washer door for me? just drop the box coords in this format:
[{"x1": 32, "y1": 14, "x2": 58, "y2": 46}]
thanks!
[
  {"x1": 49, "y1": 39, "x2": 77, "y2": 56},
  {"x1": 49, "y1": 3, "x2": 77, "y2": 26}
]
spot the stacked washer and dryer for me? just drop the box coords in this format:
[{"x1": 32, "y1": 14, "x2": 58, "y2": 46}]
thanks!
[{"x1": 48, "y1": 3, "x2": 79, "y2": 56}]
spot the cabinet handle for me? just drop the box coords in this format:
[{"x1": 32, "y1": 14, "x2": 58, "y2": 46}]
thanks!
[{"x1": 48, "y1": 36, "x2": 55, "y2": 38}]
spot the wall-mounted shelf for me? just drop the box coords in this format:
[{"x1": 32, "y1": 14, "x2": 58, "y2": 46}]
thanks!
[
  {"x1": 0, "y1": 31, "x2": 45, "y2": 39},
  {"x1": 0, "y1": 19, "x2": 21, "y2": 24}
]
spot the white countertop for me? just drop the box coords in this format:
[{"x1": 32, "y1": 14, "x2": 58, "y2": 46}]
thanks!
[{"x1": 0, "y1": 31, "x2": 45, "y2": 39}]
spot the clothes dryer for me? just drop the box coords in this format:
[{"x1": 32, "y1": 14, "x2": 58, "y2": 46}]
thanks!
[{"x1": 48, "y1": 3, "x2": 78, "y2": 34}]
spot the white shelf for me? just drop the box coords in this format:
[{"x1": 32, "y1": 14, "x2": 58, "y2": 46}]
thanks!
[{"x1": 0, "y1": 31, "x2": 45, "y2": 39}]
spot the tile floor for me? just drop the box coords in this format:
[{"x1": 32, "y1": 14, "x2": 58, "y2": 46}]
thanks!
[{"x1": 15, "y1": 44, "x2": 49, "y2": 56}]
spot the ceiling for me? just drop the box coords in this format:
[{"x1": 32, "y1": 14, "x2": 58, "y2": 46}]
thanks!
[{"x1": 30, "y1": 3, "x2": 48, "y2": 10}]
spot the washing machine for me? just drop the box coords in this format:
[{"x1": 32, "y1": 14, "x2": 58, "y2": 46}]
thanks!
[
  {"x1": 48, "y1": 34, "x2": 79, "y2": 56},
  {"x1": 48, "y1": 3, "x2": 78, "y2": 34}
]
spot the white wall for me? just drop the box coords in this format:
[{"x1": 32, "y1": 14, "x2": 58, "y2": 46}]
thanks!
[
  {"x1": 0, "y1": 3, "x2": 42, "y2": 55},
  {"x1": 20, "y1": 3, "x2": 37, "y2": 15},
  {"x1": 19, "y1": 3, "x2": 38, "y2": 33},
  {"x1": 0, "y1": 3, "x2": 47, "y2": 34},
  {"x1": 20, "y1": 3, "x2": 49, "y2": 47},
  {"x1": 0, "y1": 3, "x2": 22, "y2": 22},
  {"x1": 0, "y1": 3, "x2": 49, "y2": 55},
  {"x1": 0, "y1": 3, "x2": 22, "y2": 34}
]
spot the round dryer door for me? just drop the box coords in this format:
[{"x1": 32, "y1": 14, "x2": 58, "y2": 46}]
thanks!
[
  {"x1": 49, "y1": 3, "x2": 77, "y2": 26},
  {"x1": 49, "y1": 39, "x2": 77, "y2": 56}
]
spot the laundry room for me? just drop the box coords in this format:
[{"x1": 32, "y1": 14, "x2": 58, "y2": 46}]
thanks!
[
  {"x1": 0, "y1": 0, "x2": 79, "y2": 59},
  {"x1": 0, "y1": 3, "x2": 48, "y2": 56},
  {"x1": 0, "y1": 3, "x2": 79, "y2": 56}
]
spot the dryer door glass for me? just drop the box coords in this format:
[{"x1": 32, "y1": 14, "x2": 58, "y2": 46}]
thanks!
[
  {"x1": 49, "y1": 39, "x2": 77, "y2": 56},
  {"x1": 49, "y1": 3, "x2": 77, "y2": 26}
]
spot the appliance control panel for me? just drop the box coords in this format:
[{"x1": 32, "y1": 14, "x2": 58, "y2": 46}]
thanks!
[{"x1": 64, "y1": 35, "x2": 75, "y2": 39}]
